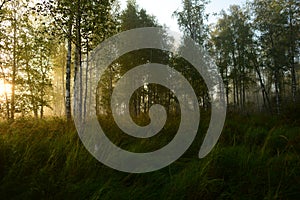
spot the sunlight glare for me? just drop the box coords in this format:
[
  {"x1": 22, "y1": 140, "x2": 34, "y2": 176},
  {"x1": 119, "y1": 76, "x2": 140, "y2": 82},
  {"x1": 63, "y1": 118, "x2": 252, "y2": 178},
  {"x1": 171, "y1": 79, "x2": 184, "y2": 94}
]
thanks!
[{"x1": 0, "y1": 79, "x2": 12, "y2": 101}]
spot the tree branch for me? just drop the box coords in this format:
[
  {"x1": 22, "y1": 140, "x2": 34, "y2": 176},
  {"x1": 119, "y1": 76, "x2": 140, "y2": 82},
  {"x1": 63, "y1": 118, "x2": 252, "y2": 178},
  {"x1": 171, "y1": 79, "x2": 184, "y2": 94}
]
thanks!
[{"x1": 0, "y1": 0, "x2": 9, "y2": 11}]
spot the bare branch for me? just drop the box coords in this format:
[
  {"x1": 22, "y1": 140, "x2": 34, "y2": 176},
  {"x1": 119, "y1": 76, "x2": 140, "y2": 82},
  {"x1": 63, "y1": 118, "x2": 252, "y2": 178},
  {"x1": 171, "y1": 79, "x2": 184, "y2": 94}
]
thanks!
[{"x1": 0, "y1": 0, "x2": 9, "y2": 11}]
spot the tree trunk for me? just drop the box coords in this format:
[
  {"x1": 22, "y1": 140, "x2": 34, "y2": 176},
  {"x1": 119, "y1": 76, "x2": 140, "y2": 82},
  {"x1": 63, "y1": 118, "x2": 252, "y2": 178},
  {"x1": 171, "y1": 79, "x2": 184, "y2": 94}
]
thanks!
[
  {"x1": 0, "y1": 65, "x2": 10, "y2": 119},
  {"x1": 274, "y1": 69, "x2": 281, "y2": 115},
  {"x1": 83, "y1": 39, "x2": 89, "y2": 122},
  {"x1": 40, "y1": 53, "x2": 45, "y2": 119},
  {"x1": 65, "y1": 18, "x2": 72, "y2": 122},
  {"x1": 11, "y1": 7, "x2": 17, "y2": 120},
  {"x1": 254, "y1": 60, "x2": 271, "y2": 111},
  {"x1": 40, "y1": 102, "x2": 44, "y2": 119},
  {"x1": 74, "y1": 0, "x2": 82, "y2": 121},
  {"x1": 288, "y1": 3, "x2": 297, "y2": 103}
]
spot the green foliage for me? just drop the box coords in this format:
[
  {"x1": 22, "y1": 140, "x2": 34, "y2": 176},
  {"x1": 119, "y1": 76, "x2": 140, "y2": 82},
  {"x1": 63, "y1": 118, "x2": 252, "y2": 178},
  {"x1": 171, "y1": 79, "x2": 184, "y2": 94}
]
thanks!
[
  {"x1": 120, "y1": 0, "x2": 158, "y2": 31},
  {"x1": 210, "y1": 5, "x2": 255, "y2": 110},
  {"x1": 0, "y1": 0, "x2": 58, "y2": 119},
  {"x1": 0, "y1": 114, "x2": 299, "y2": 199},
  {"x1": 173, "y1": 0, "x2": 209, "y2": 46},
  {"x1": 244, "y1": 127, "x2": 268, "y2": 149},
  {"x1": 209, "y1": 0, "x2": 300, "y2": 113}
]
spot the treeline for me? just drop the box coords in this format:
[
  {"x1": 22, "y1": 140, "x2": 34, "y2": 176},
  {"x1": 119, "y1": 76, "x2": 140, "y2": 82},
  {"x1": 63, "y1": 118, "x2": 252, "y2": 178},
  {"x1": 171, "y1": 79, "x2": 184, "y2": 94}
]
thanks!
[
  {"x1": 0, "y1": 0, "x2": 299, "y2": 121},
  {"x1": 209, "y1": 0, "x2": 300, "y2": 114},
  {"x1": 0, "y1": 0, "x2": 120, "y2": 120}
]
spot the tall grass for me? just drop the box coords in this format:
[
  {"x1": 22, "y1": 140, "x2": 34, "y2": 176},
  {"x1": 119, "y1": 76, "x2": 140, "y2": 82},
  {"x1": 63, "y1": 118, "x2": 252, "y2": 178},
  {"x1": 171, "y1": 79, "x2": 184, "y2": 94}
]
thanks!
[{"x1": 0, "y1": 114, "x2": 299, "y2": 199}]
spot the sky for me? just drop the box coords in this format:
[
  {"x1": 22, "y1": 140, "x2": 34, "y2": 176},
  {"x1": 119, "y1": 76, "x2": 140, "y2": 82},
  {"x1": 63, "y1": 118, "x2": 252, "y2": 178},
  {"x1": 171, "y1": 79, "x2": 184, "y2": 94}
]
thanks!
[{"x1": 119, "y1": 0, "x2": 247, "y2": 32}]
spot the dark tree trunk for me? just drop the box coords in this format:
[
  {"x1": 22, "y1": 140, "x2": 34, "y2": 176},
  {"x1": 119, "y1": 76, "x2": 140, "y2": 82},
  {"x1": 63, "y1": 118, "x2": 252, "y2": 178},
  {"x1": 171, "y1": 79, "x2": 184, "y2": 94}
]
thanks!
[
  {"x1": 74, "y1": 0, "x2": 82, "y2": 121},
  {"x1": 274, "y1": 69, "x2": 281, "y2": 115},
  {"x1": 65, "y1": 18, "x2": 72, "y2": 122}
]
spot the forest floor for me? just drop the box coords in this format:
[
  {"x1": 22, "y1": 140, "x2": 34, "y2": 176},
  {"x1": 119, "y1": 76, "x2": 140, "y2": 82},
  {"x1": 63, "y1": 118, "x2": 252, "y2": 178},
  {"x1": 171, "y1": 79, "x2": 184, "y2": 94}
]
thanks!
[{"x1": 0, "y1": 112, "x2": 299, "y2": 200}]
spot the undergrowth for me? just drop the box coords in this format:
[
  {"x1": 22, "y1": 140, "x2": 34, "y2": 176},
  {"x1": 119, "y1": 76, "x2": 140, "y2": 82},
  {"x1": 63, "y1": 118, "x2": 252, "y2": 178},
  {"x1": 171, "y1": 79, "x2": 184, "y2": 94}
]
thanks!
[{"x1": 0, "y1": 114, "x2": 299, "y2": 200}]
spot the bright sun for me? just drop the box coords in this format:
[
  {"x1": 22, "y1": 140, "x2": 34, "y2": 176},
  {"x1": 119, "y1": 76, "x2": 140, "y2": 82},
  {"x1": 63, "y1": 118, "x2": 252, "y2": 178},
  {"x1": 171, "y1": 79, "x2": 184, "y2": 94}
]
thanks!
[{"x1": 0, "y1": 79, "x2": 12, "y2": 99}]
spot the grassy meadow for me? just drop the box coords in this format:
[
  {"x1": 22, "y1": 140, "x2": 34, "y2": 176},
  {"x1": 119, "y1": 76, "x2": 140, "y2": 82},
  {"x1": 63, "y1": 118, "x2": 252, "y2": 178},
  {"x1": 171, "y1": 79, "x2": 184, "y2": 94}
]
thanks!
[{"x1": 0, "y1": 112, "x2": 299, "y2": 200}]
